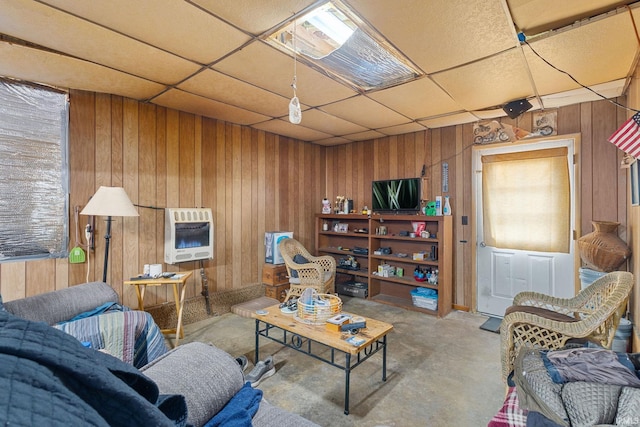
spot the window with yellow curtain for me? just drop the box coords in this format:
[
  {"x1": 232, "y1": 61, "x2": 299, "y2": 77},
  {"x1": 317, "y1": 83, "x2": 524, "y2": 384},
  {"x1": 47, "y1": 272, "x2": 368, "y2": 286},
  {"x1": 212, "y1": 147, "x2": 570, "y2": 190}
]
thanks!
[{"x1": 482, "y1": 147, "x2": 570, "y2": 253}]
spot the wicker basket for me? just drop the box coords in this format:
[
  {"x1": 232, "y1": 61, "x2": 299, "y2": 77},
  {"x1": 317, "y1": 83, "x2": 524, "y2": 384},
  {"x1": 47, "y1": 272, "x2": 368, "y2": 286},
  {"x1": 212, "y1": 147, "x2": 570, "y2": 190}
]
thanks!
[
  {"x1": 294, "y1": 294, "x2": 342, "y2": 325},
  {"x1": 577, "y1": 221, "x2": 631, "y2": 272}
]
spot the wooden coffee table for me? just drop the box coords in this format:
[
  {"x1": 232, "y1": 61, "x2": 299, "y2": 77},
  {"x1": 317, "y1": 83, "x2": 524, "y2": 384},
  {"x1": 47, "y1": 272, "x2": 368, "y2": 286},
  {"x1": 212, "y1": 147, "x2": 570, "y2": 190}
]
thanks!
[{"x1": 252, "y1": 304, "x2": 393, "y2": 414}]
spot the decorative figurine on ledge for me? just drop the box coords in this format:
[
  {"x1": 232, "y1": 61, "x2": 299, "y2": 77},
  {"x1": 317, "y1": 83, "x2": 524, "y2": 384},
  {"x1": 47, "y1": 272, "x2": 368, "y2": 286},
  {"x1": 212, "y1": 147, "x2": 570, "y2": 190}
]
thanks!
[
  {"x1": 322, "y1": 198, "x2": 331, "y2": 214},
  {"x1": 335, "y1": 196, "x2": 345, "y2": 214}
]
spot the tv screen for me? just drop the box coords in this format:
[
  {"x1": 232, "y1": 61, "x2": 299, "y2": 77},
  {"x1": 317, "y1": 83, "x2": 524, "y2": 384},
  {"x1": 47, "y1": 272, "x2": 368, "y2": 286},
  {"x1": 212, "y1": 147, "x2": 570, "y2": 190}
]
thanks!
[{"x1": 372, "y1": 178, "x2": 421, "y2": 213}]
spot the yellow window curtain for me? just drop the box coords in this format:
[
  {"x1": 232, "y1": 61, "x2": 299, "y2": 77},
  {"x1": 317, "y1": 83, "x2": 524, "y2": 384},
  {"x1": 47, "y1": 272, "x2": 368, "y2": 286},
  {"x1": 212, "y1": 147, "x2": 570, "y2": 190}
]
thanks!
[{"x1": 482, "y1": 147, "x2": 570, "y2": 253}]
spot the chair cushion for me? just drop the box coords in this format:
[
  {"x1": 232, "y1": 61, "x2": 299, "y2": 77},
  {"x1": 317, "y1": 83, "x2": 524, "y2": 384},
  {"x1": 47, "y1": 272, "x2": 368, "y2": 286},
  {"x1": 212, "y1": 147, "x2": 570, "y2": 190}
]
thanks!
[
  {"x1": 505, "y1": 305, "x2": 578, "y2": 322},
  {"x1": 289, "y1": 271, "x2": 332, "y2": 285},
  {"x1": 290, "y1": 254, "x2": 309, "y2": 278}
]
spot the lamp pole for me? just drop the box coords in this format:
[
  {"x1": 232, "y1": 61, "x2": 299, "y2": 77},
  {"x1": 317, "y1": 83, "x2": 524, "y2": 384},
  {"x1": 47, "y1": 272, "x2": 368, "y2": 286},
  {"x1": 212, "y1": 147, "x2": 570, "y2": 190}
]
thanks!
[{"x1": 102, "y1": 216, "x2": 113, "y2": 283}]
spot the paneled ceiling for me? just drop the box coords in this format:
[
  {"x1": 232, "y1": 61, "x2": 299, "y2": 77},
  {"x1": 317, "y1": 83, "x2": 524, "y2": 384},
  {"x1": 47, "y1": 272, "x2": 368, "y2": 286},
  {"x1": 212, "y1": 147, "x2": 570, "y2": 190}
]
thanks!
[{"x1": 0, "y1": 0, "x2": 639, "y2": 145}]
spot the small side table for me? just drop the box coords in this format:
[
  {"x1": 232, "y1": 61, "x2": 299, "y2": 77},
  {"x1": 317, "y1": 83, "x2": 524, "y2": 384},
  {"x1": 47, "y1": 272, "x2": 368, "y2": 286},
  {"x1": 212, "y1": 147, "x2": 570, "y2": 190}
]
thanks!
[{"x1": 124, "y1": 270, "x2": 193, "y2": 347}]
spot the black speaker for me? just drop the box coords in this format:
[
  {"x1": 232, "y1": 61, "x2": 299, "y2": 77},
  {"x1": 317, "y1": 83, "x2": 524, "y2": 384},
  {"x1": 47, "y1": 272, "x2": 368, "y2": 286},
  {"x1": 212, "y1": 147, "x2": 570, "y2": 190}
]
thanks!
[{"x1": 502, "y1": 99, "x2": 532, "y2": 119}]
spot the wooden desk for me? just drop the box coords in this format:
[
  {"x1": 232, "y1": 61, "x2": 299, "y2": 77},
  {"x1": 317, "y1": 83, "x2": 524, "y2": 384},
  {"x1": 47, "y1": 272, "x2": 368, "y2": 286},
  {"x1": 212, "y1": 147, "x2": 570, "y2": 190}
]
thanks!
[{"x1": 124, "y1": 271, "x2": 193, "y2": 347}]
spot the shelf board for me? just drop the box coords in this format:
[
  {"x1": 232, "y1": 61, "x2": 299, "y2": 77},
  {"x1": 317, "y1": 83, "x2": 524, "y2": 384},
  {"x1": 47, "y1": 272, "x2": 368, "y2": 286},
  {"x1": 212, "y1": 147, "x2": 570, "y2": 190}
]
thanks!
[
  {"x1": 371, "y1": 294, "x2": 438, "y2": 315},
  {"x1": 370, "y1": 235, "x2": 437, "y2": 242},
  {"x1": 336, "y1": 267, "x2": 368, "y2": 277},
  {"x1": 370, "y1": 274, "x2": 438, "y2": 290},
  {"x1": 319, "y1": 247, "x2": 369, "y2": 257},
  {"x1": 319, "y1": 231, "x2": 369, "y2": 237},
  {"x1": 370, "y1": 254, "x2": 438, "y2": 266}
]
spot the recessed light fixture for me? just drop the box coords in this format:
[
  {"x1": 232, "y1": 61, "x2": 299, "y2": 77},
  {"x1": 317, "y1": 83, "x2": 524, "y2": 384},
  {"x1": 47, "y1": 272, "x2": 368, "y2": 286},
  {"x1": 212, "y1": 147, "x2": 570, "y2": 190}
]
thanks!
[{"x1": 265, "y1": 0, "x2": 423, "y2": 92}]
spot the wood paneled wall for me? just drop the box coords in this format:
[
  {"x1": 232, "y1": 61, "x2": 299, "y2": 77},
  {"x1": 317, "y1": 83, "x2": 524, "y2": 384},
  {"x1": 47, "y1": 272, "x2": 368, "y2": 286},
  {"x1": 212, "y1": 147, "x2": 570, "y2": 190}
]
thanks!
[
  {"x1": 625, "y1": 67, "x2": 640, "y2": 351},
  {"x1": 0, "y1": 90, "x2": 326, "y2": 308},
  {"x1": 0, "y1": 89, "x2": 629, "y2": 319},
  {"x1": 324, "y1": 98, "x2": 629, "y2": 311}
]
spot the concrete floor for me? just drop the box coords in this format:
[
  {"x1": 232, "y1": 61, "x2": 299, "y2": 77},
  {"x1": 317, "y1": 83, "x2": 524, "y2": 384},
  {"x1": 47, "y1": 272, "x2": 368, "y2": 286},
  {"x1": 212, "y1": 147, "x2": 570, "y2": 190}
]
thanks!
[{"x1": 181, "y1": 296, "x2": 505, "y2": 427}]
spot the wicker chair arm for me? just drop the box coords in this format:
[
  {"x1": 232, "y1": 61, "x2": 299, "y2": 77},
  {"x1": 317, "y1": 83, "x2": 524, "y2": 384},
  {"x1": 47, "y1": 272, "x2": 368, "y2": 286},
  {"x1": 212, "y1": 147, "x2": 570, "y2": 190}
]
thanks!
[
  {"x1": 512, "y1": 291, "x2": 583, "y2": 311},
  {"x1": 500, "y1": 310, "x2": 589, "y2": 382},
  {"x1": 289, "y1": 261, "x2": 324, "y2": 284},
  {"x1": 502, "y1": 310, "x2": 590, "y2": 337}
]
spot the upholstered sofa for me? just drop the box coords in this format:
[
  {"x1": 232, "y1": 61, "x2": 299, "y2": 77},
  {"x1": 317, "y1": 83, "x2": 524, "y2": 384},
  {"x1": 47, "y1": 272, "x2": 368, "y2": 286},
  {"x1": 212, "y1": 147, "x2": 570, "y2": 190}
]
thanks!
[{"x1": 0, "y1": 281, "x2": 318, "y2": 427}]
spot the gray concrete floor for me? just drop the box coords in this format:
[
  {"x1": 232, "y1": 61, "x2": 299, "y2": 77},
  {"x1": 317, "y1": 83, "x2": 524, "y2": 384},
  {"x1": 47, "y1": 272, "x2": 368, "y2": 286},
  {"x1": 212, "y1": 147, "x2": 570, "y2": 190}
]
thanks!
[{"x1": 181, "y1": 296, "x2": 505, "y2": 427}]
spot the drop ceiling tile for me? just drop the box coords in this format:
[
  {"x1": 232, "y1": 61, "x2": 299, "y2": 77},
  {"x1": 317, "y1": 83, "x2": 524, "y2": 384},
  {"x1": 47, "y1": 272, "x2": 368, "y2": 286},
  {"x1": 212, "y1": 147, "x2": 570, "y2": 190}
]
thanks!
[
  {"x1": 368, "y1": 78, "x2": 462, "y2": 119},
  {"x1": 471, "y1": 98, "x2": 545, "y2": 120},
  {"x1": 153, "y1": 89, "x2": 269, "y2": 125},
  {"x1": 525, "y1": 12, "x2": 638, "y2": 96},
  {"x1": 312, "y1": 136, "x2": 353, "y2": 146},
  {"x1": 179, "y1": 69, "x2": 291, "y2": 117},
  {"x1": 0, "y1": 0, "x2": 200, "y2": 85},
  {"x1": 39, "y1": 0, "x2": 251, "y2": 64},
  {"x1": 294, "y1": 109, "x2": 368, "y2": 135},
  {"x1": 540, "y1": 79, "x2": 627, "y2": 109},
  {"x1": 213, "y1": 42, "x2": 357, "y2": 106},
  {"x1": 252, "y1": 119, "x2": 332, "y2": 141},
  {"x1": 191, "y1": 0, "x2": 316, "y2": 35},
  {"x1": 320, "y1": 96, "x2": 410, "y2": 129},
  {"x1": 474, "y1": 108, "x2": 513, "y2": 122},
  {"x1": 347, "y1": 0, "x2": 517, "y2": 73},
  {"x1": 0, "y1": 43, "x2": 165, "y2": 99},
  {"x1": 343, "y1": 130, "x2": 386, "y2": 141},
  {"x1": 377, "y1": 122, "x2": 428, "y2": 136},
  {"x1": 431, "y1": 49, "x2": 534, "y2": 111},
  {"x1": 419, "y1": 112, "x2": 478, "y2": 129},
  {"x1": 507, "y1": 0, "x2": 634, "y2": 35}
]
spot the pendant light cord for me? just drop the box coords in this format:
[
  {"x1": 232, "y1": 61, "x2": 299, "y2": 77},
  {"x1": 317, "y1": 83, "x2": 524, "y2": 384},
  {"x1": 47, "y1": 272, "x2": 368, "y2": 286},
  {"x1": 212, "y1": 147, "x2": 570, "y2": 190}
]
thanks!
[{"x1": 291, "y1": 20, "x2": 297, "y2": 97}]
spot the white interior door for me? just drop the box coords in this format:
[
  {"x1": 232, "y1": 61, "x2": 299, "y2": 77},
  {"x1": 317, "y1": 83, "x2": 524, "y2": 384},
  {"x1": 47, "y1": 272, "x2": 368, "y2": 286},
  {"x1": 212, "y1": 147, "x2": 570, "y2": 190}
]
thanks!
[{"x1": 474, "y1": 138, "x2": 577, "y2": 318}]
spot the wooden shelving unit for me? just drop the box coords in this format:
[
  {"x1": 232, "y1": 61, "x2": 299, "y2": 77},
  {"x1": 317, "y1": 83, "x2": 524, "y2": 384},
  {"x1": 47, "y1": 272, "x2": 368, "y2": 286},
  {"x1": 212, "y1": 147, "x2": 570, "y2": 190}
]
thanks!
[
  {"x1": 315, "y1": 213, "x2": 452, "y2": 317},
  {"x1": 315, "y1": 214, "x2": 370, "y2": 289}
]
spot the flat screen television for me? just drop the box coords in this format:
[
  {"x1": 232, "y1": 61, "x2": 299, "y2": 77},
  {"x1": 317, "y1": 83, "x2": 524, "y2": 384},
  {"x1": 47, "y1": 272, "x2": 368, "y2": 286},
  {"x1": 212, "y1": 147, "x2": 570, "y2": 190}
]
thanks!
[{"x1": 372, "y1": 177, "x2": 421, "y2": 213}]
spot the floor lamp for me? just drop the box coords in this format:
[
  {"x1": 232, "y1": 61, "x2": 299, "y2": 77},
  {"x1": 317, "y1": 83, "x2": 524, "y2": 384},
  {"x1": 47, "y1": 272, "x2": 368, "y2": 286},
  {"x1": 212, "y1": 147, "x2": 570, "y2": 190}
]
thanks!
[{"x1": 80, "y1": 186, "x2": 139, "y2": 283}]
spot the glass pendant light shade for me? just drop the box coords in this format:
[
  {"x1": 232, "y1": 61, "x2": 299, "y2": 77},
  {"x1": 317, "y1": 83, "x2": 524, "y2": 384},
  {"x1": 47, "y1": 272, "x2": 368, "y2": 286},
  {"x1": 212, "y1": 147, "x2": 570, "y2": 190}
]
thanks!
[{"x1": 289, "y1": 96, "x2": 301, "y2": 124}]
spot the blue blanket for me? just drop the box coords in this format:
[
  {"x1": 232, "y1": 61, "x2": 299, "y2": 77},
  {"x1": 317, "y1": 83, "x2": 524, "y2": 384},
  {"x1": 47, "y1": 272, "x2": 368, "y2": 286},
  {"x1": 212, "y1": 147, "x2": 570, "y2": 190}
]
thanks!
[
  {"x1": 204, "y1": 382, "x2": 262, "y2": 427},
  {"x1": 0, "y1": 310, "x2": 189, "y2": 427}
]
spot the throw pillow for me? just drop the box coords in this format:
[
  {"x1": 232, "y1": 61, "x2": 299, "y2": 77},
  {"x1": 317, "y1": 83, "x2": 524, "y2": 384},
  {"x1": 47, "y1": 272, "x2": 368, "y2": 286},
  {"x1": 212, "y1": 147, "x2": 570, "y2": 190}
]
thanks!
[
  {"x1": 504, "y1": 305, "x2": 578, "y2": 323},
  {"x1": 290, "y1": 254, "x2": 309, "y2": 278}
]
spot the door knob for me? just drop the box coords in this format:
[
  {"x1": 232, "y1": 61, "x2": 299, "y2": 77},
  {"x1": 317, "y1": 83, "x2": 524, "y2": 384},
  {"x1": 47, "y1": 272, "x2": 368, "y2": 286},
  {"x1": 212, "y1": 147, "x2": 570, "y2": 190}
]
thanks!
[{"x1": 479, "y1": 241, "x2": 486, "y2": 247}]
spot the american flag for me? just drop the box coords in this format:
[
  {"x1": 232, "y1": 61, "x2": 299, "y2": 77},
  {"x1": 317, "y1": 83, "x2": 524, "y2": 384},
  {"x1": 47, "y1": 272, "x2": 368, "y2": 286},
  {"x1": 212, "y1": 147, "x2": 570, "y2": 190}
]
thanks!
[{"x1": 608, "y1": 112, "x2": 640, "y2": 158}]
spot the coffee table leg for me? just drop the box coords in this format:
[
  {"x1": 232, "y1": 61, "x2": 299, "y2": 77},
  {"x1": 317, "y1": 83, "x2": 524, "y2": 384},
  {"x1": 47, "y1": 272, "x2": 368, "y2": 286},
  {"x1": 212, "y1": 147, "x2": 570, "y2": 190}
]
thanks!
[
  {"x1": 344, "y1": 353, "x2": 351, "y2": 415},
  {"x1": 254, "y1": 319, "x2": 260, "y2": 364},
  {"x1": 382, "y1": 335, "x2": 387, "y2": 381}
]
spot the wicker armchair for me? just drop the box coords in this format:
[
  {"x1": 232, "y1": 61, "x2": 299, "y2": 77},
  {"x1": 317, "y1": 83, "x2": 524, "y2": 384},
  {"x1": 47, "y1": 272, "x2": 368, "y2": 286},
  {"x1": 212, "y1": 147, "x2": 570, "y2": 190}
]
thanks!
[
  {"x1": 278, "y1": 238, "x2": 336, "y2": 301},
  {"x1": 500, "y1": 271, "x2": 633, "y2": 382}
]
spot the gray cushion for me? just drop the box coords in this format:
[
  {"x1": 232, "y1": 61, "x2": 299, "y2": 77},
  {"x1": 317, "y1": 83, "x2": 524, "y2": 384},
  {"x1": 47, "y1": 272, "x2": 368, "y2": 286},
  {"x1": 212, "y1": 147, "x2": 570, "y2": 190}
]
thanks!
[
  {"x1": 3, "y1": 281, "x2": 118, "y2": 325},
  {"x1": 289, "y1": 271, "x2": 332, "y2": 285},
  {"x1": 141, "y1": 342, "x2": 244, "y2": 427},
  {"x1": 290, "y1": 254, "x2": 309, "y2": 278}
]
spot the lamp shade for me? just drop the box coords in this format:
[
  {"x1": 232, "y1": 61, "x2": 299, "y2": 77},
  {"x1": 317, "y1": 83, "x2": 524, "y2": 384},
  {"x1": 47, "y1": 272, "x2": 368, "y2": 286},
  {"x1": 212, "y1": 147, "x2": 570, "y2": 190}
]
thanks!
[{"x1": 80, "y1": 186, "x2": 139, "y2": 217}]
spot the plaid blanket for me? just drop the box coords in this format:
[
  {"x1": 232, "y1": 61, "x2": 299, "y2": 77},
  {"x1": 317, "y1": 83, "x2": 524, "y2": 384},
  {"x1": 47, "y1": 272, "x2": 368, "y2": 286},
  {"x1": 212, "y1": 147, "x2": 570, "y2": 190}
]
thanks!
[
  {"x1": 488, "y1": 386, "x2": 528, "y2": 427},
  {"x1": 54, "y1": 309, "x2": 168, "y2": 368}
]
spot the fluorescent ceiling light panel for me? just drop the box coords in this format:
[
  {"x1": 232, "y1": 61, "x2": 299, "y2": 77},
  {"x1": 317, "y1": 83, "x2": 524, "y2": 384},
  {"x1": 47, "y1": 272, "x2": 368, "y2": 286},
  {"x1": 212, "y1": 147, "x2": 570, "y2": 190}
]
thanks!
[{"x1": 265, "y1": 0, "x2": 423, "y2": 92}]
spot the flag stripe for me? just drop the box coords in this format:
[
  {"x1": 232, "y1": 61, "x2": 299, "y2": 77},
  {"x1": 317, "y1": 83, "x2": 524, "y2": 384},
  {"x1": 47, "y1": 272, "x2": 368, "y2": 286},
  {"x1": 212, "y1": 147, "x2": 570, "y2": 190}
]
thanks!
[{"x1": 608, "y1": 112, "x2": 640, "y2": 158}]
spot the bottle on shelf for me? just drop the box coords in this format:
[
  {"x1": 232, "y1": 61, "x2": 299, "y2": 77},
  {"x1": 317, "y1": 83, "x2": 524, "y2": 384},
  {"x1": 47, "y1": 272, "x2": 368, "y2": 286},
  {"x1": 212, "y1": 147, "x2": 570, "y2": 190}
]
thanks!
[{"x1": 443, "y1": 196, "x2": 451, "y2": 216}]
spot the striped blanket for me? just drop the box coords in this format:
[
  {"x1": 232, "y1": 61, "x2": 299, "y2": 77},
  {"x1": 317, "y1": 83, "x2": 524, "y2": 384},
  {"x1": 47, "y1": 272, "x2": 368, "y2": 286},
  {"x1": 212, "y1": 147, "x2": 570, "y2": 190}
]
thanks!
[{"x1": 54, "y1": 309, "x2": 168, "y2": 368}]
